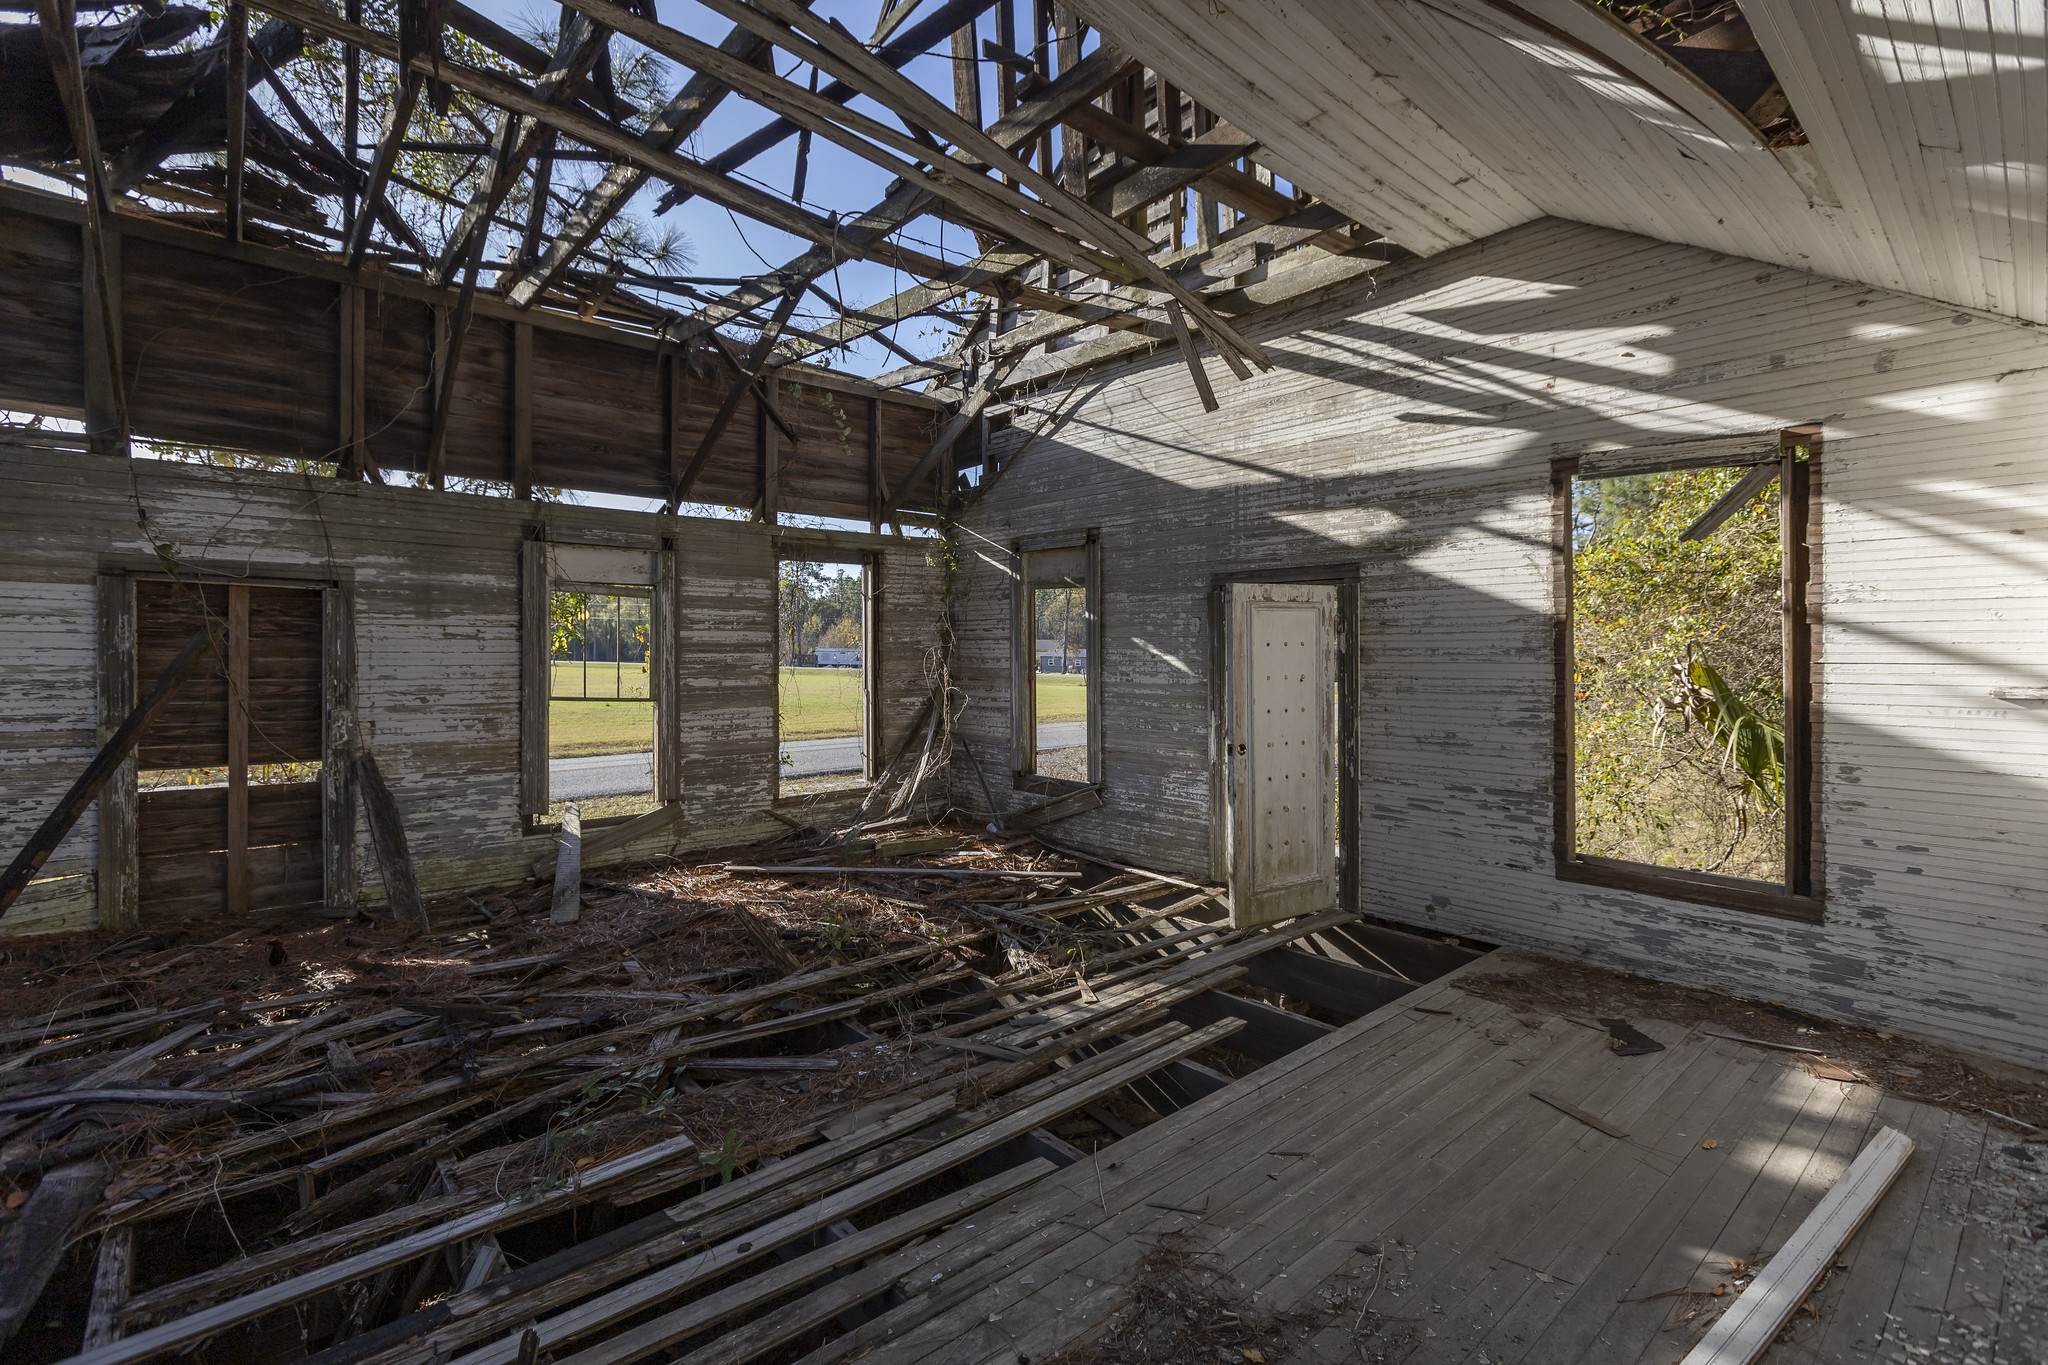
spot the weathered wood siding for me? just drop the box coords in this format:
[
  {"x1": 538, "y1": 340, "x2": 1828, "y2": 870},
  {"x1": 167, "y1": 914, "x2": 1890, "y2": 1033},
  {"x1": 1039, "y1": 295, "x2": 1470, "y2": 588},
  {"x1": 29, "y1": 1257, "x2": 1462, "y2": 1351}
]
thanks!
[
  {"x1": 0, "y1": 443, "x2": 943, "y2": 933},
  {"x1": 955, "y1": 217, "x2": 2048, "y2": 1069},
  {"x1": 0, "y1": 187, "x2": 949, "y2": 521}
]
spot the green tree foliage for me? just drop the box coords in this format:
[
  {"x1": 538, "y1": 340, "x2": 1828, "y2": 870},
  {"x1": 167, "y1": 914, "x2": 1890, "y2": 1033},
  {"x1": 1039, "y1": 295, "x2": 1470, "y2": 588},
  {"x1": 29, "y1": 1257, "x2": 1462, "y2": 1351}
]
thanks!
[
  {"x1": 1033, "y1": 586, "x2": 1085, "y2": 671},
  {"x1": 1573, "y1": 465, "x2": 1786, "y2": 881},
  {"x1": 778, "y1": 562, "x2": 862, "y2": 663}
]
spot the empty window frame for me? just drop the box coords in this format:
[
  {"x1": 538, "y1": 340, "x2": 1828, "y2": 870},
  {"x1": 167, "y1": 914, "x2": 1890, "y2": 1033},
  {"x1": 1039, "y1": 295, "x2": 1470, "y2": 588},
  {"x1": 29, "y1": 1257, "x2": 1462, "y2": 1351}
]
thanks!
[
  {"x1": 1012, "y1": 535, "x2": 1102, "y2": 790},
  {"x1": 520, "y1": 541, "x2": 679, "y2": 831},
  {"x1": 1554, "y1": 430, "x2": 1817, "y2": 918},
  {"x1": 775, "y1": 555, "x2": 875, "y2": 798}
]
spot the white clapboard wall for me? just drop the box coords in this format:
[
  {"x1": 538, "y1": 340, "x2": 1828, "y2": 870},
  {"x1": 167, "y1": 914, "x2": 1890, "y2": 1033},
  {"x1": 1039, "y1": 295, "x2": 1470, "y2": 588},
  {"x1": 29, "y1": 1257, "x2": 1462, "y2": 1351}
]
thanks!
[{"x1": 954, "y1": 216, "x2": 2048, "y2": 1070}]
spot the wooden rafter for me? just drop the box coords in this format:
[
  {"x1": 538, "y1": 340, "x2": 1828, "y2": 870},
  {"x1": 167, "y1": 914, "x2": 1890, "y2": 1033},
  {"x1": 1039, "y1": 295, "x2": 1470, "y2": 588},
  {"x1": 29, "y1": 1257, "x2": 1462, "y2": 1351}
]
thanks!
[
  {"x1": 657, "y1": 43, "x2": 1136, "y2": 352},
  {"x1": 342, "y1": 73, "x2": 419, "y2": 269},
  {"x1": 688, "y1": 0, "x2": 1272, "y2": 372},
  {"x1": 667, "y1": 287, "x2": 802, "y2": 511},
  {"x1": 251, "y1": 0, "x2": 886, "y2": 264},
  {"x1": 879, "y1": 353, "x2": 1018, "y2": 520}
]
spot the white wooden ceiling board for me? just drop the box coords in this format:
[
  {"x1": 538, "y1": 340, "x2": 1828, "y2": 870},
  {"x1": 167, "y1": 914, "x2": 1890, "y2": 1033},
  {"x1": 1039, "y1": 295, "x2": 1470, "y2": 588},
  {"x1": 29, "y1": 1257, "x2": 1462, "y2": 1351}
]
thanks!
[
  {"x1": 1397, "y1": 0, "x2": 1801, "y2": 263},
  {"x1": 1081, "y1": 0, "x2": 2043, "y2": 324},
  {"x1": 1886, "y1": 0, "x2": 1996, "y2": 312},
  {"x1": 1978, "y1": 0, "x2": 2045, "y2": 322},
  {"x1": 1074, "y1": 0, "x2": 1537, "y2": 251},
  {"x1": 1730, "y1": 2, "x2": 1899, "y2": 296},
  {"x1": 1338, "y1": 0, "x2": 1680, "y2": 251},
  {"x1": 1927, "y1": 0, "x2": 2030, "y2": 318},
  {"x1": 1994, "y1": 0, "x2": 2047, "y2": 321}
]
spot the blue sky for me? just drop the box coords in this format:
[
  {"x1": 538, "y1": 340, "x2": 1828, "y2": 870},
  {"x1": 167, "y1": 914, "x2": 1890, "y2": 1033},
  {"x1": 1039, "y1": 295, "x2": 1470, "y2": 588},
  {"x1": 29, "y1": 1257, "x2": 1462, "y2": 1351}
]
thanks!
[{"x1": 470, "y1": 0, "x2": 1042, "y2": 380}]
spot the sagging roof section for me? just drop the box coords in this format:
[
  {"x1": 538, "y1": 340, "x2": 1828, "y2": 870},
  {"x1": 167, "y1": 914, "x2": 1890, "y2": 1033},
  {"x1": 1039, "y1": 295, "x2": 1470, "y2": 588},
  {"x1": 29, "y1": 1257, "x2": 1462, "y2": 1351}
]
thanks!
[{"x1": 1, "y1": 0, "x2": 1397, "y2": 510}]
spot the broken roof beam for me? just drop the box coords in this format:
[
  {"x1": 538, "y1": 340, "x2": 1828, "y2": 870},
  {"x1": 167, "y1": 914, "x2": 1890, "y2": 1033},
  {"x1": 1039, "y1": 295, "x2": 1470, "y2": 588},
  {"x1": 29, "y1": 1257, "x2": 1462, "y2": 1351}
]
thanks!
[
  {"x1": 441, "y1": 0, "x2": 633, "y2": 121},
  {"x1": 249, "y1": 0, "x2": 886, "y2": 264},
  {"x1": 431, "y1": 11, "x2": 609, "y2": 285},
  {"x1": 1060, "y1": 100, "x2": 1295, "y2": 227},
  {"x1": 878, "y1": 355, "x2": 1018, "y2": 520},
  {"x1": 690, "y1": 0, "x2": 1271, "y2": 373},
  {"x1": 867, "y1": 204, "x2": 1364, "y2": 386},
  {"x1": 556, "y1": 0, "x2": 1178, "y2": 314},
  {"x1": 655, "y1": 41, "x2": 1137, "y2": 349},
  {"x1": 505, "y1": 17, "x2": 773, "y2": 308},
  {"x1": 991, "y1": 233, "x2": 1397, "y2": 396},
  {"x1": 644, "y1": 0, "x2": 997, "y2": 217},
  {"x1": 343, "y1": 74, "x2": 421, "y2": 268}
]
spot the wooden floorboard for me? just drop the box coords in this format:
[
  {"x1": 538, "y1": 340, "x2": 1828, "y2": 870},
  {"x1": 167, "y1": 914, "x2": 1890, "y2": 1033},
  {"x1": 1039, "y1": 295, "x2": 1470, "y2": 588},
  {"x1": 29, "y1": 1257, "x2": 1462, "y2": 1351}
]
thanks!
[{"x1": 871, "y1": 948, "x2": 2038, "y2": 1365}]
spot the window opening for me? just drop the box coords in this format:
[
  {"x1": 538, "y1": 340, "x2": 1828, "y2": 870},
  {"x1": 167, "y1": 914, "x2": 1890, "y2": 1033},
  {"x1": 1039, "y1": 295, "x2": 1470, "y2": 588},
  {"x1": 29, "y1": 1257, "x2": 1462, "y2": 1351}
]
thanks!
[
  {"x1": 1568, "y1": 457, "x2": 1797, "y2": 887},
  {"x1": 547, "y1": 587, "x2": 659, "y2": 824},
  {"x1": 1015, "y1": 540, "x2": 1098, "y2": 789},
  {"x1": 777, "y1": 558, "x2": 869, "y2": 797},
  {"x1": 1032, "y1": 582, "x2": 1088, "y2": 781}
]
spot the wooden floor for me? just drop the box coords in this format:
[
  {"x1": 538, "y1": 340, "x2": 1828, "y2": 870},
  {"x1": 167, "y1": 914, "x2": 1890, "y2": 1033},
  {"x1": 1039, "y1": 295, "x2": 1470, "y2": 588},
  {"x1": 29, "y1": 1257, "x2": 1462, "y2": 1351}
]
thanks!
[{"x1": 865, "y1": 949, "x2": 2043, "y2": 1365}]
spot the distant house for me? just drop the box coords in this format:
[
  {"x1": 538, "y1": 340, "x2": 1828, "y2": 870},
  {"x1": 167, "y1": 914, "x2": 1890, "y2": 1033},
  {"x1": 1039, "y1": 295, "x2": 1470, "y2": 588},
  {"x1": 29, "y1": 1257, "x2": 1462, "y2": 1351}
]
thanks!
[
  {"x1": 1036, "y1": 639, "x2": 1084, "y2": 673},
  {"x1": 815, "y1": 647, "x2": 862, "y2": 668}
]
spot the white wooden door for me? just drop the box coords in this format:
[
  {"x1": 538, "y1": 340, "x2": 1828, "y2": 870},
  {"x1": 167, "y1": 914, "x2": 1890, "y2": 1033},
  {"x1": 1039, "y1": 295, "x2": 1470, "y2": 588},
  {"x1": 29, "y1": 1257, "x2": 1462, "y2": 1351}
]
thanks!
[{"x1": 1226, "y1": 582, "x2": 1337, "y2": 927}]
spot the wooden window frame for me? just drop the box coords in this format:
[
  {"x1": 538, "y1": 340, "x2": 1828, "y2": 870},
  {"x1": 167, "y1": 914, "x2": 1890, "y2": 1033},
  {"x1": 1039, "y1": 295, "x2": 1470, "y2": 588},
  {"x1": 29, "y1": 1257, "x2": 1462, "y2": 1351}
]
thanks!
[
  {"x1": 1011, "y1": 531, "x2": 1103, "y2": 796},
  {"x1": 1552, "y1": 427, "x2": 1823, "y2": 923}
]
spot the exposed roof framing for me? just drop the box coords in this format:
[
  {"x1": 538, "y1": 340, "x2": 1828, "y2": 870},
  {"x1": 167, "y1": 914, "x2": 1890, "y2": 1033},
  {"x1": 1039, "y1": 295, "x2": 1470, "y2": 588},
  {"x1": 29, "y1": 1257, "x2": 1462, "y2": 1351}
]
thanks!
[{"x1": 1, "y1": 0, "x2": 1388, "y2": 502}]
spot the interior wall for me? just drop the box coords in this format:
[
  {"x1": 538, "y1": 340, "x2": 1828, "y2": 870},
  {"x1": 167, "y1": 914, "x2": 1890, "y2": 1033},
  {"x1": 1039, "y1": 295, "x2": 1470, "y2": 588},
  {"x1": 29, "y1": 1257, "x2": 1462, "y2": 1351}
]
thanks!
[
  {"x1": 954, "y1": 217, "x2": 2048, "y2": 1069},
  {"x1": 0, "y1": 440, "x2": 943, "y2": 934}
]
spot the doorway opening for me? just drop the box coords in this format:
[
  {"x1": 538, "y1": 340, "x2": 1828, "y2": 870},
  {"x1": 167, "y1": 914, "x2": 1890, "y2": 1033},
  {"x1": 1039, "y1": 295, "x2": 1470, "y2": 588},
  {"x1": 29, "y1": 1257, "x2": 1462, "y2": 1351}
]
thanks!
[{"x1": 1212, "y1": 571, "x2": 1358, "y2": 929}]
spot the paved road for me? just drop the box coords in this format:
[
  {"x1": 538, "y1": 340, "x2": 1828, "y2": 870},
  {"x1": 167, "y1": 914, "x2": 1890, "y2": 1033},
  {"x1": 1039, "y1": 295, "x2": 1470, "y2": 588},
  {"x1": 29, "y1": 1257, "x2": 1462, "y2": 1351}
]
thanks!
[{"x1": 548, "y1": 721, "x2": 1089, "y2": 800}]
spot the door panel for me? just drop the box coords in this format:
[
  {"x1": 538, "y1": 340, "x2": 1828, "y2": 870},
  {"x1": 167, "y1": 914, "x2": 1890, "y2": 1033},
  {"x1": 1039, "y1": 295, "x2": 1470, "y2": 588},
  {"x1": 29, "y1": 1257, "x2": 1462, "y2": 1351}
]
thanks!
[
  {"x1": 134, "y1": 581, "x2": 326, "y2": 918},
  {"x1": 1227, "y1": 582, "x2": 1337, "y2": 927}
]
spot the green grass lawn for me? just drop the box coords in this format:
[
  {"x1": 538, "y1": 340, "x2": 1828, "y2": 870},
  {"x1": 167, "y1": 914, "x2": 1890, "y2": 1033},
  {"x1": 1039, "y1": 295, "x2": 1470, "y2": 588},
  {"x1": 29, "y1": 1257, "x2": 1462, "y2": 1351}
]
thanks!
[
  {"x1": 546, "y1": 668, "x2": 1082, "y2": 759},
  {"x1": 552, "y1": 659, "x2": 650, "y2": 699},
  {"x1": 549, "y1": 699, "x2": 654, "y2": 758},
  {"x1": 547, "y1": 667, "x2": 867, "y2": 757},
  {"x1": 778, "y1": 666, "x2": 864, "y2": 741},
  {"x1": 1033, "y1": 673, "x2": 1087, "y2": 724}
]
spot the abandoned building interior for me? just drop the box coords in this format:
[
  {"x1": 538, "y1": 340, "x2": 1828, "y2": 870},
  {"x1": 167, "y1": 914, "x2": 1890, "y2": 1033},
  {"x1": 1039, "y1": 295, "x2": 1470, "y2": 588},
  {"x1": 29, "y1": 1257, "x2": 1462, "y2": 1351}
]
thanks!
[{"x1": 0, "y1": 0, "x2": 2044, "y2": 1361}]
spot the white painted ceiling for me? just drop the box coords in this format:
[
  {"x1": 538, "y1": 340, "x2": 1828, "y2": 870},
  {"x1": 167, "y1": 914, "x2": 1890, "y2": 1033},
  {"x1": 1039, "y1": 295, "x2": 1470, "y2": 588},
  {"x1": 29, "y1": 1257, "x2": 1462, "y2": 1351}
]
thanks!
[{"x1": 1074, "y1": 0, "x2": 2045, "y2": 324}]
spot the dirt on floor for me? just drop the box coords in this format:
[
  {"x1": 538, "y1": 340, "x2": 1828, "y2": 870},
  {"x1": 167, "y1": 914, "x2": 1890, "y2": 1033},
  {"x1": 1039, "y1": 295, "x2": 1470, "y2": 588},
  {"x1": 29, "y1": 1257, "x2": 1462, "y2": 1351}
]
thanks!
[{"x1": 1454, "y1": 954, "x2": 2048, "y2": 1135}]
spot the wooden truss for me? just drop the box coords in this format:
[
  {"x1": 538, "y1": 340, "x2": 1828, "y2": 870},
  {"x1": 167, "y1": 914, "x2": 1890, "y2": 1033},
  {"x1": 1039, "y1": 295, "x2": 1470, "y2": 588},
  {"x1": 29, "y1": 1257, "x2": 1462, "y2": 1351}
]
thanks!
[{"x1": 1, "y1": 0, "x2": 1394, "y2": 509}]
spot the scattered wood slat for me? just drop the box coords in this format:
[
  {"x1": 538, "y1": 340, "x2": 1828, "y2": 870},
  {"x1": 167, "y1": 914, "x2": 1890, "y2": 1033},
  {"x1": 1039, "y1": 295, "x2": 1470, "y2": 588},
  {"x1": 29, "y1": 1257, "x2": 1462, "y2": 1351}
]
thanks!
[
  {"x1": 725, "y1": 865, "x2": 1081, "y2": 879},
  {"x1": 1677, "y1": 1126, "x2": 1915, "y2": 1365},
  {"x1": 1530, "y1": 1090, "x2": 1630, "y2": 1139}
]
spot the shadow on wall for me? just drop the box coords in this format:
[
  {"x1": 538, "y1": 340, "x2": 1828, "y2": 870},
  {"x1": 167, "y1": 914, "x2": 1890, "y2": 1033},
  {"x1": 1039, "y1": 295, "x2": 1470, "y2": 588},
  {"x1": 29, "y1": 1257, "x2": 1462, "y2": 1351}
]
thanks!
[{"x1": 956, "y1": 221, "x2": 2048, "y2": 1065}]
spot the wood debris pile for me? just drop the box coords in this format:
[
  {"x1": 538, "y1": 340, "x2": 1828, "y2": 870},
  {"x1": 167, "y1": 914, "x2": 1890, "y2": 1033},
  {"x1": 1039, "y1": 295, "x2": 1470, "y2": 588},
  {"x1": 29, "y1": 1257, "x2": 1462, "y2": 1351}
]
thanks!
[{"x1": 0, "y1": 821, "x2": 1366, "y2": 1365}]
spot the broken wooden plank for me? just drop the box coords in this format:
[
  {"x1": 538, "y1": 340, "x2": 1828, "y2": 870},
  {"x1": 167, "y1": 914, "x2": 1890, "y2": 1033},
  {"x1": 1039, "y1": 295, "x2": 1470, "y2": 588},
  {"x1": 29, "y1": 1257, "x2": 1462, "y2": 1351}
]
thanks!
[
  {"x1": 531, "y1": 801, "x2": 684, "y2": 879},
  {"x1": 354, "y1": 750, "x2": 427, "y2": 928},
  {"x1": 668, "y1": 289, "x2": 801, "y2": 509},
  {"x1": 551, "y1": 804, "x2": 582, "y2": 924},
  {"x1": 1163, "y1": 299, "x2": 1219, "y2": 413},
  {"x1": 1530, "y1": 1090, "x2": 1630, "y2": 1138},
  {"x1": 1678, "y1": 1125, "x2": 1915, "y2": 1365},
  {"x1": 1, "y1": 622, "x2": 215, "y2": 915},
  {"x1": 724, "y1": 865, "x2": 1080, "y2": 879},
  {"x1": 541, "y1": 1161, "x2": 1056, "y2": 1365},
  {"x1": 997, "y1": 782, "x2": 1103, "y2": 832},
  {"x1": 82, "y1": 1226, "x2": 133, "y2": 1350},
  {"x1": 0, "y1": 1156, "x2": 108, "y2": 1348}
]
